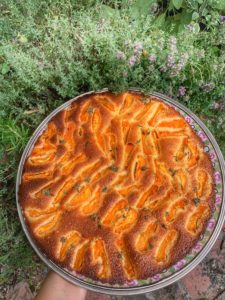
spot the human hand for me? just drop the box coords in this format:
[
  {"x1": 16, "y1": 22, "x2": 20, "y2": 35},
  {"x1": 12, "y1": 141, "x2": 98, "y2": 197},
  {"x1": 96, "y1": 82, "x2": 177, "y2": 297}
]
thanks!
[{"x1": 35, "y1": 271, "x2": 87, "y2": 300}]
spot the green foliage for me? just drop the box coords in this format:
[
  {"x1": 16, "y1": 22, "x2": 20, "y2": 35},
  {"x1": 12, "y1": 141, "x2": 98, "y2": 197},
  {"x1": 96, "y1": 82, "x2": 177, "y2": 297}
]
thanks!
[
  {"x1": 0, "y1": 0, "x2": 224, "y2": 290},
  {"x1": 155, "y1": 0, "x2": 225, "y2": 32}
]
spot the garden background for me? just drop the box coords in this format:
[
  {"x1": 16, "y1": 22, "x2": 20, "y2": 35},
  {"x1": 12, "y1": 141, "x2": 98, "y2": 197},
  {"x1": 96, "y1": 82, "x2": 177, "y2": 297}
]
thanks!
[{"x1": 0, "y1": 0, "x2": 224, "y2": 298}]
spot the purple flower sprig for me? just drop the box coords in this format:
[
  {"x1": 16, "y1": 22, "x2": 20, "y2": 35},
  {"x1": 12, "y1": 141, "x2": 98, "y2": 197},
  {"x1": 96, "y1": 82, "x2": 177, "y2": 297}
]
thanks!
[
  {"x1": 149, "y1": 54, "x2": 156, "y2": 63},
  {"x1": 116, "y1": 51, "x2": 126, "y2": 60},
  {"x1": 129, "y1": 56, "x2": 136, "y2": 66},
  {"x1": 178, "y1": 86, "x2": 186, "y2": 96}
]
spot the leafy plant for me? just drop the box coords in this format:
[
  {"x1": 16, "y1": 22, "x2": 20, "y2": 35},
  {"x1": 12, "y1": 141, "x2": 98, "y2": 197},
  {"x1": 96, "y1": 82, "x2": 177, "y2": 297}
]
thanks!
[
  {"x1": 154, "y1": 0, "x2": 225, "y2": 32},
  {"x1": 0, "y1": 0, "x2": 224, "y2": 295}
]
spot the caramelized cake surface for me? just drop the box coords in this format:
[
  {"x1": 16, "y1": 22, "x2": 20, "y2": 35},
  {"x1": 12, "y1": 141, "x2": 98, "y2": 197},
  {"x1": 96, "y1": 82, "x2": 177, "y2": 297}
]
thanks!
[{"x1": 19, "y1": 91, "x2": 215, "y2": 283}]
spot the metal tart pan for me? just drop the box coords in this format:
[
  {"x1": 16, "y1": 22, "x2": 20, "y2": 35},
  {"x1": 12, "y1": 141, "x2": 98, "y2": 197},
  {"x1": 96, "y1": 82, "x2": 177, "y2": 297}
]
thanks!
[{"x1": 16, "y1": 88, "x2": 225, "y2": 295}]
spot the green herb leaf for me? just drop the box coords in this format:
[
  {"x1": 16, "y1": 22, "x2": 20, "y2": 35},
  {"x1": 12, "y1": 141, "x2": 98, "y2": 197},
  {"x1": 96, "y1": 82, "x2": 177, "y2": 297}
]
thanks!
[
  {"x1": 1, "y1": 63, "x2": 10, "y2": 75},
  {"x1": 110, "y1": 165, "x2": 119, "y2": 172},
  {"x1": 192, "y1": 12, "x2": 199, "y2": 20},
  {"x1": 172, "y1": 0, "x2": 183, "y2": 10},
  {"x1": 169, "y1": 168, "x2": 177, "y2": 176},
  {"x1": 148, "y1": 243, "x2": 154, "y2": 250},
  {"x1": 85, "y1": 177, "x2": 90, "y2": 183},
  {"x1": 43, "y1": 189, "x2": 51, "y2": 196},
  {"x1": 87, "y1": 107, "x2": 94, "y2": 114},
  {"x1": 193, "y1": 198, "x2": 200, "y2": 206},
  {"x1": 141, "y1": 166, "x2": 148, "y2": 171},
  {"x1": 161, "y1": 223, "x2": 167, "y2": 229},
  {"x1": 102, "y1": 186, "x2": 108, "y2": 192},
  {"x1": 90, "y1": 213, "x2": 99, "y2": 221},
  {"x1": 60, "y1": 236, "x2": 67, "y2": 243}
]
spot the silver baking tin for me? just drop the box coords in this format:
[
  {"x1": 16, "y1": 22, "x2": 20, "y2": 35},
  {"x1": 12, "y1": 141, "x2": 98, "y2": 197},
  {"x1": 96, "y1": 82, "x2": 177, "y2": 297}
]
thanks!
[{"x1": 16, "y1": 88, "x2": 225, "y2": 295}]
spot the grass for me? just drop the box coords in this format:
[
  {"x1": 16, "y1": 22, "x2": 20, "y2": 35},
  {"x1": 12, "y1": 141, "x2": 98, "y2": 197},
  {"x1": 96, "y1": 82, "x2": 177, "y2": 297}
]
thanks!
[{"x1": 0, "y1": 0, "x2": 224, "y2": 292}]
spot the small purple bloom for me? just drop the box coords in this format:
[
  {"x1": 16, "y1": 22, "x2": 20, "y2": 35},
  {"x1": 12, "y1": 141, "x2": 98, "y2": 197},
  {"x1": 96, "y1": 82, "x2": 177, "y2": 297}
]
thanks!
[
  {"x1": 198, "y1": 131, "x2": 207, "y2": 142},
  {"x1": 211, "y1": 101, "x2": 220, "y2": 110},
  {"x1": 214, "y1": 171, "x2": 222, "y2": 183},
  {"x1": 170, "y1": 36, "x2": 177, "y2": 46},
  {"x1": 185, "y1": 116, "x2": 193, "y2": 124},
  {"x1": 160, "y1": 66, "x2": 167, "y2": 72},
  {"x1": 129, "y1": 56, "x2": 136, "y2": 66},
  {"x1": 174, "y1": 259, "x2": 186, "y2": 270},
  {"x1": 216, "y1": 195, "x2": 222, "y2": 205},
  {"x1": 193, "y1": 243, "x2": 203, "y2": 252},
  {"x1": 167, "y1": 54, "x2": 176, "y2": 68},
  {"x1": 220, "y1": 16, "x2": 225, "y2": 22},
  {"x1": 207, "y1": 219, "x2": 215, "y2": 231},
  {"x1": 149, "y1": 54, "x2": 156, "y2": 63},
  {"x1": 116, "y1": 51, "x2": 126, "y2": 60},
  {"x1": 127, "y1": 279, "x2": 138, "y2": 287},
  {"x1": 178, "y1": 86, "x2": 186, "y2": 96},
  {"x1": 152, "y1": 274, "x2": 161, "y2": 282},
  {"x1": 169, "y1": 36, "x2": 178, "y2": 54},
  {"x1": 209, "y1": 152, "x2": 216, "y2": 161},
  {"x1": 134, "y1": 42, "x2": 143, "y2": 51}
]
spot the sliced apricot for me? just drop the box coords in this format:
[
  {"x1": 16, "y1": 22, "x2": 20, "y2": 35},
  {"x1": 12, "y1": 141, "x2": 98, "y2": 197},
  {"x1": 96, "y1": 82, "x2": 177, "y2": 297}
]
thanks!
[
  {"x1": 157, "y1": 118, "x2": 186, "y2": 129},
  {"x1": 197, "y1": 169, "x2": 208, "y2": 198},
  {"x1": 186, "y1": 204, "x2": 209, "y2": 234},
  {"x1": 64, "y1": 122, "x2": 76, "y2": 150},
  {"x1": 81, "y1": 159, "x2": 102, "y2": 179},
  {"x1": 58, "y1": 231, "x2": 82, "y2": 261},
  {"x1": 134, "y1": 155, "x2": 147, "y2": 181},
  {"x1": 118, "y1": 185, "x2": 135, "y2": 197},
  {"x1": 175, "y1": 138, "x2": 188, "y2": 161},
  {"x1": 119, "y1": 93, "x2": 134, "y2": 114},
  {"x1": 155, "y1": 230, "x2": 178, "y2": 263},
  {"x1": 165, "y1": 198, "x2": 187, "y2": 223},
  {"x1": 23, "y1": 170, "x2": 53, "y2": 181},
  {"x1": 136, "y1": 221, "x2": 159, "y2": 252},
  {"x1": 115, "y1": 239, "x2": 136, "y2": 279},
  {"x1": 35, "y1": 211, "x2": 61, "y2": 237},
  {"x1": 148, "y1": 103, "x2": 165, "y2": 126},
  {"x1": 26, "y1": 206, "x2": 58, "y2": 220},
  {"x1": 61, "y1": 153, "x2": 86, "y2": 175},
  {"x1": 29, "y1": 151, "x2": 55, "y2": 165},
  {"x1": 135, "y1": 101, "x2": 154, "y2": 122},
  {"x1": 80, "y1": 189, "x2": 101, "y2": 215},
  {"x1": 91, "y1": 238, "x2": 110, "y2": 279},
  {"x1": 114, "y1": 208, "x2": 138, "y2": 234},
  {"x1": 55, "y1": 179, "x2": 75, "y2": 204},
  {"x1": 71, "y1": 240, "x2": 89, "y2": 270},
  {"x1": 79, "y1": 101, "x2": 91, "y2": 123},
  {"x1": 187, "y1": 141, "x2": 199, "y2": 168},
  {"x1": 64, "y1": 186, "x2": 92, "y2": 209},
  {"x1": 101, "y1": 199, "x2": 127, "y2": 227},
  {"x1": 92, "y1": 109, "x2": 101, "y2": 132},
  {"x1": 174, "y1": 169, "x2": 187, "y2": 191},
  {"x1": 96, "y1": 96, "x2": 115, "y2": 111},
  {"x1": 122, "y1": 120, "x2": 130, "y2": 143}
]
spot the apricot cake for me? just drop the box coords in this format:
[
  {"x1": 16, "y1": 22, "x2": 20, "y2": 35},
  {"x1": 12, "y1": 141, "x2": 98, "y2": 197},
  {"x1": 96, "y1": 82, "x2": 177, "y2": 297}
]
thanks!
[{"x1": 19, "y1": 91, "x2": 215, "y2": 284}]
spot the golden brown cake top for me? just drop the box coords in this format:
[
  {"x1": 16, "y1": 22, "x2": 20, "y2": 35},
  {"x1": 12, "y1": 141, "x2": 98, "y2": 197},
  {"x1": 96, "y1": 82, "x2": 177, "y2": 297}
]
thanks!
[{"x1": 19, "y1": 91, "x2": 215, "y2": 284}]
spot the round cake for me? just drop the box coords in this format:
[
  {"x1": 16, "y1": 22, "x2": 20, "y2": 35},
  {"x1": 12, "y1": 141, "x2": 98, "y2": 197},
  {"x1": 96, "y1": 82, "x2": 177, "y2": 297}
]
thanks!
[{"x1": 19, "y1": 91, "x2": 215, "y2": 284}]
